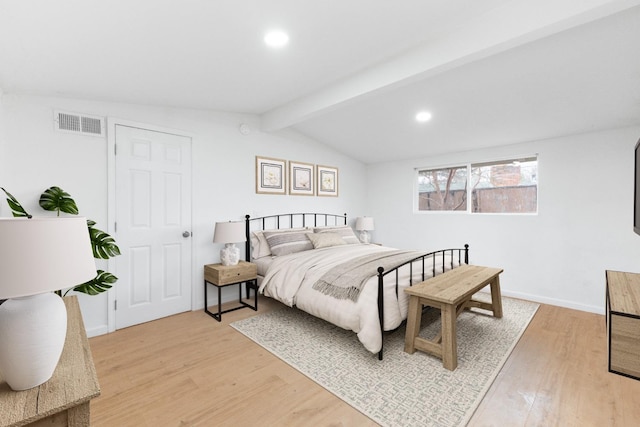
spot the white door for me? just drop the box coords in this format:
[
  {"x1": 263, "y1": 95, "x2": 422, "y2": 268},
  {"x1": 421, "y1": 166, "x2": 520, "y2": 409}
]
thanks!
[{"x1": 114, "y1": 124, "x2": 192, "y2": 329}]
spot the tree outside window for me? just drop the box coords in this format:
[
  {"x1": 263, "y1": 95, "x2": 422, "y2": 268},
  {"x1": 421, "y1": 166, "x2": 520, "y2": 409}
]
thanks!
[{"x1": 417, "y1": 166, "x2": 467, "y2": 211}]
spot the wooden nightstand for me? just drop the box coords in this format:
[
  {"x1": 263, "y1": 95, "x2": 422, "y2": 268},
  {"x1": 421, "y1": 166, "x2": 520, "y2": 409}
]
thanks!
[{"x1": 204, "y1": 261, "x2": 258, "y2": 321}]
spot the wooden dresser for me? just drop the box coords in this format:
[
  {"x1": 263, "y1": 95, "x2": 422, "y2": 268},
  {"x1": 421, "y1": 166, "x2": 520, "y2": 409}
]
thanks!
[
  {"x1": 0, "y1": 296, "x2": 100, "y2": 427},
  {"x1": 606, "y1": 270, "x2": 640, "y2": 381}
]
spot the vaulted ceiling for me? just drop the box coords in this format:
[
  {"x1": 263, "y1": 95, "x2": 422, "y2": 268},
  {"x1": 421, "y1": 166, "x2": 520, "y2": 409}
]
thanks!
[{"x1": 1, "y1": 0, "x2": 639, "y2": 163}]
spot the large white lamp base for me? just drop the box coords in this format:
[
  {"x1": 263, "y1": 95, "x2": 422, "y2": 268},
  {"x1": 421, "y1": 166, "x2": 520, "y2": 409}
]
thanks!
[
  {"x1": 220, "y1": 243, "x2": 240, "y2": 266},
  {"x1": 0, "y1": 293, "x2": 67, "y2": 390},
  {"x1": 359, "y1": 230, "x2": 371, "y2": 244}
]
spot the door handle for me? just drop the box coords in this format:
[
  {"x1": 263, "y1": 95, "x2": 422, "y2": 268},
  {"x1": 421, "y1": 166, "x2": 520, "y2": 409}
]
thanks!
[{"x1": 183, "y1": 231, "x2": 191, "y2": 238}]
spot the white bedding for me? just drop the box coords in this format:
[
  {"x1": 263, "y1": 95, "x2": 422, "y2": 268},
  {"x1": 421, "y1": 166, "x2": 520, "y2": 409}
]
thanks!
[{"x1": 259, "y1": 244, "x2": 460, "y2": 354}]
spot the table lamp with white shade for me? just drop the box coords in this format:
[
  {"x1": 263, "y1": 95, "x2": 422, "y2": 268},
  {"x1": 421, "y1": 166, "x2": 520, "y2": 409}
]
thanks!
[
  {"x1": 213, "y1": 221, "x2": 246, "y2": 266},
  {"x1": 0, "y1": 217, "x2": 96, "y2": 391},
  {"x1": 355, "y1": 216, "x2": 374, "y2": 244}
]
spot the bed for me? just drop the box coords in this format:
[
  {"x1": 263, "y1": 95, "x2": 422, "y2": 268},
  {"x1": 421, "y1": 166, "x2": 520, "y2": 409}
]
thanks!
[{"x1": 244, "y1": 212, "x2": 469, "y2": 359}]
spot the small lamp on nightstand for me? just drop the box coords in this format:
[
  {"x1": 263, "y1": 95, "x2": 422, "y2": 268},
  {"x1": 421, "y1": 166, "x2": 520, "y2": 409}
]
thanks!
[
  {"x1": 213, "y1": 221, "x2": 246, "y2": 266},
  {"x1": 355, "y1": 216, "x2": 374, "y2": 244}
]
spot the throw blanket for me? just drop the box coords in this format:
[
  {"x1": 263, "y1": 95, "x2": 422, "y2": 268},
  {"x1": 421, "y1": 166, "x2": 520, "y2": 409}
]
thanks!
[{"x1": 312, "y1": 250, "x2": 426, "y2": 302}]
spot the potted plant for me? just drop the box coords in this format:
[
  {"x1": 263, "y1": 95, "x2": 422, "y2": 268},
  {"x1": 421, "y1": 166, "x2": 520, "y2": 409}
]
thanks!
[{"x1": 1, "y1": 186, "x2": 119, "y2": 296}]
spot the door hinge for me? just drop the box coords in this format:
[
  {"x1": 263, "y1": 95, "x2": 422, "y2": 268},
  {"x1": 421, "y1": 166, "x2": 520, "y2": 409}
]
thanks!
[
  {"x1": 114, "y1": 144, "x2": 117, "y2": 155},
  {"x1": 114, "y1": 300, "x2": 117, "y2": 311},
  {"x1": 114, "y1": 221, "x2": 117, "y2": 233}
]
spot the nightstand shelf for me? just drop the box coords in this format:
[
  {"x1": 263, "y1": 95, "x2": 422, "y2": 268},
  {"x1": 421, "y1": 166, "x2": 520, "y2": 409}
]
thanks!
[{"x1": 204, "y1": 261, "x2": 258, "y2": 321}]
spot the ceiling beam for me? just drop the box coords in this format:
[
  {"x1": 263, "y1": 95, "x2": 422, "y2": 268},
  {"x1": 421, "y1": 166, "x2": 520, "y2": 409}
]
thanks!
[{"x1": 261, "y1": 0, "x2": 640, "y2": 132}]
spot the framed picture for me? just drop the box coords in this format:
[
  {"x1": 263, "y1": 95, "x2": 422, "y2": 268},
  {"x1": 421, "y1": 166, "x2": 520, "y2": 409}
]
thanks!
[
  {"x1": 256, "y1": 156, "x2": 286, "y2": 194},
  {"x1": 289, "y1": 160, "x2": 315, "y2": 196},
  {"x1": 316, "y1": 165, "x2": 338, "y2": 197}
]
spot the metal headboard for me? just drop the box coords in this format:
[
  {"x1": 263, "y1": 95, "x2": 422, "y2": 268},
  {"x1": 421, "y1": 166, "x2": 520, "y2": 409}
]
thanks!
[{"x1": 244, "y1": 213, "x2": 347, "y2": 261}]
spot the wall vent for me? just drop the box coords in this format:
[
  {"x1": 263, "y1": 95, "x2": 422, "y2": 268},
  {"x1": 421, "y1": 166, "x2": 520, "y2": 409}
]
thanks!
[{"x1": 54, "y1": 110, "x2": 105, "y2": 137}]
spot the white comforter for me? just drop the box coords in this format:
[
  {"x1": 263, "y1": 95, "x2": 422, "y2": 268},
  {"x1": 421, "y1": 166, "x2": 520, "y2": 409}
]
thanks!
[{"x1": 259, "y1": 244, "x2": 459, "y2": 354}]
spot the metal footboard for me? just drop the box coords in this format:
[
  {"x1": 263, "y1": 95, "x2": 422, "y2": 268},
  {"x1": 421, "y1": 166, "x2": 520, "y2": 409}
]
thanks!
[{"x1": 376, "y1": 244, "x2": 469, "y2": 360}]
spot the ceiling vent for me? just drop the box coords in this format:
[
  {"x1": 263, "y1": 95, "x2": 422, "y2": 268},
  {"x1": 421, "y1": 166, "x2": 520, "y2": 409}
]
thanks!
[{"x1": 54, "y1": 110, "x2": 105, "y2": 137}]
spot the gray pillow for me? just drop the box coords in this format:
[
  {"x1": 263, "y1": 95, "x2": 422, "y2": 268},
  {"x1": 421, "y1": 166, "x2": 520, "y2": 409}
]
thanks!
[{"x1": 263, "y1": 230, "x2": 313, "y2": 256}]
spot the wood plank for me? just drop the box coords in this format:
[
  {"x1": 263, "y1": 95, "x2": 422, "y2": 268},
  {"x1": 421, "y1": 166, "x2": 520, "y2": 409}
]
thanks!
[
  {"x1": 89, "y1": 298, "x2": 377, "y2": 426},
  {"x1": 441, "y1": 302, "x2": 458, "y2": 370},
  {"x1": 606, "y1": 270, "x2": 640, "y2": 316},
  {"x1": 414, "y1": 337, "x2": 443, "y2": 357},
  {"x1": 406, "y1": 265, "x2": 503, "y2": 304},
  {"x1": 470, "y1": 304, "x2": 640, "y2": 426},
  {"x1": 404, "y1": 295, "x2": 421, "y2": 353},
  {"x1": 610, "y1": 314, "x2": 640, "y2": 377},
  {"x1": 490, "y1": 275, "x2": 503, "y2": 318},
  {"x1": 88, "y1": 299, "x2": 640, "y2": 426}
]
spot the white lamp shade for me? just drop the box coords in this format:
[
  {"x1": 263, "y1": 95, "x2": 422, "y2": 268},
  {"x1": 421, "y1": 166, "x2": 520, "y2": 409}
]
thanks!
[
  {"x1": 355, "y1": 217, "x2": 375, "y2": 231},
  {"x1": 213, "y1": 221, "x2": 246, "y2": 244},
  {"x1": 0, "y1": 217, "x2": 97, "y2": 298}
]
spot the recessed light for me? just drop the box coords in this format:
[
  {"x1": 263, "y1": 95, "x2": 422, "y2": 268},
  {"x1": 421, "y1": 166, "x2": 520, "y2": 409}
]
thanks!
[
  {"x1": 264, "y1": 30, "x2": 289, "y2": 48},
  {"x1": 415, "y1": 111, "x2": 432, "y2": 122}
]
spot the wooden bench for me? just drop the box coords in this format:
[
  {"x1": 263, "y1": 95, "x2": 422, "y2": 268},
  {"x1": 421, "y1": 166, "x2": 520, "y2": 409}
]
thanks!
[{"x1": 404, "y1": 264, "x2": 504, "y2": 370}]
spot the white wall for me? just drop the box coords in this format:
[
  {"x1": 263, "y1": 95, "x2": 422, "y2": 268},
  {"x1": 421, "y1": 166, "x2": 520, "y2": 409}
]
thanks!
[
  {"x1": 366, "y1": 126, "x2": 640, "y2": 314},
  {"x1": 0, "y1": 94, "x2": 367, "y2": 335},
  {"x1": 0, "y1": 91, "x2": 5, "y2": 190}
]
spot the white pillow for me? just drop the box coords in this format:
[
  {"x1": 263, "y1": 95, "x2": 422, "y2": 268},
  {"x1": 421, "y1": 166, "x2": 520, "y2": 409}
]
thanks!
[
  {"x1": 306, "y1": 232, "x2": 347, "y2": 249},
  {"x1": 250, "y1": 230, "x2": 270, "y2": 259},
  {"x1": 313, "y1": 225, "x2": 359, "y2": 244}
]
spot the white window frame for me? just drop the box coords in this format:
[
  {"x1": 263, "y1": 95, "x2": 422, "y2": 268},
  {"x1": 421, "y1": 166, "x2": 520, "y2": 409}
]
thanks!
[{"x1": 414, "y1": 155, "x2": 538, "y2": 215}]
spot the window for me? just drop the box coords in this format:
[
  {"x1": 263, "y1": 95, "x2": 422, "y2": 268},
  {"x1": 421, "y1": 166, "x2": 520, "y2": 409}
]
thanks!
[
  {"x1": 471, "y1": 158, "x2": 537, "y2": 213},
  {"x1": 416, "y1": 157, "x2": 538, "y2": 214},
  {"x1": 417, "y1": 166, "x2": 468, "y2": 211}
]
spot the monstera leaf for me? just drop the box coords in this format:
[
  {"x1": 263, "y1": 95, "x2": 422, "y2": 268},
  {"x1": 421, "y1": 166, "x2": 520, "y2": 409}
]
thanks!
[
  {"x1": 87, "y1": 219, "x2": 121, "y2": 259},
  {"x1": 39, "y1": 186, "x2": 79, "y2": 216},
  {"x1": 66, "y1": 270, "x2": 118, "y2": 296},
  {"x1": 1, "y1": 187, "x2": 30, "y2": 217}
]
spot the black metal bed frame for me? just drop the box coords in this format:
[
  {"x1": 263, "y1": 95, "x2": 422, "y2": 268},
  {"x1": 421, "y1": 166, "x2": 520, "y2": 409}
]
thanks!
[{"x1": 244, "y1": 212, "x2": 469, "y2": 360}]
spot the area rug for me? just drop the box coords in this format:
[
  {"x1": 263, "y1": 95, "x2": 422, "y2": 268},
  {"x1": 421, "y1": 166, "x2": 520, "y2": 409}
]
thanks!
[{"x1": 231, "y1": 296, "x2": 538, "y2": 427}]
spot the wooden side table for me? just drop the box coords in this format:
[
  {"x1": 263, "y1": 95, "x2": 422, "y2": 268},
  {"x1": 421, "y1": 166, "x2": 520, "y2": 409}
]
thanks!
[
  {"x1": 204, "y1": 261, "x2": 258, "y2": 321},
  {"x1": 0, "y1": 296, "x2": 100, "y2": 427},
  {"x1": 606, "y1": 270, "x2": 640, "y2": 380}
]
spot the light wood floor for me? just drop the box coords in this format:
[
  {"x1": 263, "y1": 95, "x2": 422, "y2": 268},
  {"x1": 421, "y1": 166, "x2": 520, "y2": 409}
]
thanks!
[{"x1": 88, "y1": 298, "x2": 640, "y2": 426}]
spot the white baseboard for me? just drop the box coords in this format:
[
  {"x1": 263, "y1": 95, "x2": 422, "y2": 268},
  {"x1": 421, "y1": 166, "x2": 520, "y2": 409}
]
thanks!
[
  {"x1": 498, "y1": 289, "x2": 604, "y2": 315},
  {"x1": 86, "y1": 325, "x2": 109, "y2": 338}
]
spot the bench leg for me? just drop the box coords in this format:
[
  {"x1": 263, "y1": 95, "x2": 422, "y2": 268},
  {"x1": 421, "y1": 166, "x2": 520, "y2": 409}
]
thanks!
[
  {"x1": 490, "y1": 275, "x2": 503, "y2": 318},
  {"x1": 404, "y1": 296, "x2": 422, "y2": 354},
  {"x1": 441, "y1": 303, "x2": 458, "y2": 370}
]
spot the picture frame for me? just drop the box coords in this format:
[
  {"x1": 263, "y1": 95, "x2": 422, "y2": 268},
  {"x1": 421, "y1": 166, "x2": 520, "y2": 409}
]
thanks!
[
  {"x1": 316, "y1": 165, "x2": 339, "y2": 197},
  {"x1": 256, "y1": 156, "x2": 287, "y2": 195},
  {"x1": 289, "y1": 160, "x2": 315, "y2": 196}
]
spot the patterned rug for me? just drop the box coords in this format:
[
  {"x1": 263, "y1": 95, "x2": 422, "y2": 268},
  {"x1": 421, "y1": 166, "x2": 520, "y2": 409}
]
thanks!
[{"x1": 231, "y1": 296, "x2": 539, "y2": 427}]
